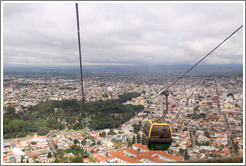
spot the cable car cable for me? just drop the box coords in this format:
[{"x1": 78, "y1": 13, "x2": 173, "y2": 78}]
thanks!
[
  {"x1": 144, "y1": 25, "x2": 243, "y2": 150},
  {"x1": 157, "y1": 25, "x2": 243, "y2": 96},
  {"x1": 75, "y1": 3, "x2": 87, "y2": 124}
]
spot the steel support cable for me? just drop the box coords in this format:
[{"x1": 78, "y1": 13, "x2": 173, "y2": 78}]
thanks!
[
  {"x1": 75, "y1": 3, "x2": 86, "y2": 120},
  {"x1": 157, "y1": 25, "x2": 243, "y2": 97}
]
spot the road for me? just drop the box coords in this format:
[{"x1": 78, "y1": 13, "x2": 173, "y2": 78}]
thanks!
[
  {"x1": 214, "y1": 78, "x2": 235, "y2": 153},
  {"x1": 189, "y1": 128, "x2": 196, "y2": 148},
  {"x1": 46, "y1": 130, "x2": 62, "y2": 155},
  {"x1": 171, "y1": 92, "x2": 194, "y2": 125},
  {"x1": 47, "y1": 138, "x2": 57, "y2": 155}
]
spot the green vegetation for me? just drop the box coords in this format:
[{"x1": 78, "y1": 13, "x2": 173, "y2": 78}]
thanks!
[
  {"x1": 137, "y1": 133, "x2": 141, "y2": 143},
  {"x1": 179, "y1": 148, "x2": 185, "y2": 156},
  {"x1": 30, "y1": 141, "x2": 36, "y2": 145},
  {"x1": 4, "y1": 92, "x2": 144, "y2": 139},
  {"x1": 48, "y1": 152, "x2": 52, "y2": 158},
  {"x1": 187, "y1": 112, "x2": 206, "y2": 119},
  {"x1": 204, "y1": 131, "x2": 211, "y2": 138},
  {"x1": 133, "y1": 123, "x2": 141, "y2": 134},
  {"x1": 107, "y1": 129, "x2": 116, "y2": 136},
  {"x1": 70, "y1": 156, "x2": 83, "y2": 163},
  {"x1": 99, "y1": 131, "x2": 106, "y2": 137},
  {"x1": 65, "y1": 145, "x2": 88, "y2": 156},
  {"x1": 184, "y1": 149, "x2": 190, "y2": 160},
  {"x1": 117, "y1": 92, "x2": 141, "y2": 103}
]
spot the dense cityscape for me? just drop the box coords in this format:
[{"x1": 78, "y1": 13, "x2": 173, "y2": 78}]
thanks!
[
  {"x1": 2, "y1": 1, "x2": 244, "y2": 164},
  {"x1": 2, "y1": 69, "x2": 243, "y2": 163}
]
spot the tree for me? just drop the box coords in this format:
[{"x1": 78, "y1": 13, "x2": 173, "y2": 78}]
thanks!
[
  {"x1": 37, "y1": 126, "x2": 49, "y2": 136},
  {"x1": 91, "y1": 157, "x2": 96, "y2": 163},
  {"x1": 118, "y1": 92, "x2": 141, "y2": 103},
  {"x1": 5, "y1": 106, "x2": 17, "y2": 119},
  {"x1": 21, "y1": 156, "x2": 24, "y2": 163},
  {"x1": 133, "y1": 124, "x2": 141, "y2": 134},
  {"x1": 102, "y1": 93, "x2": 109, "y2": 98},
  {"x1": 31, "y1": 141, "x2": 37, "y2": 145},
  {"x1": 179, "y1": 148, "x2": 185, "y2": 155},
  {"x1": 48, "y1": 152, "x2": 52, "y2": 158},
  {"x1": 128, "y1": 139, "x2": 132, "y2": 147},
  {"x1": 184, "y1": 150, "x2": 190, "y2": 160},
  {"x1": 4, "y1": 97, "x2": 144, "y2": 139},
  {"x1": 204, "y1": 131, "x2": 210, "y2": 138},
  {"x1": 108, "y1": 129, "x2": 115, "y2": 136},
  {"x1": 54, "y1": 158, "x2": 61, "y2": 163},
  {"x1": 137, "y1": 134, "x2": 141, "y2": 143},
  {"x1": 99, "y1": 131, "x2": 106, "y2": 137},
  {"x1": 74, "y1": 139, "x2": 79, "y2": 145},
  {"x1": 71, "y1": 156, "x2": 83, "y2": 163},
  {"x1": 233, "y1": 141, "x2": 239, "y2": 153},
  {"x1": 132, "y1": 136, "x2": 136, "y2": 145},
  {"x1": 193, "y1": 106, "x2": 199, "y2": 111},
  {"x1": 81, "y1": 139, "x2": 86, "y2": 145}
]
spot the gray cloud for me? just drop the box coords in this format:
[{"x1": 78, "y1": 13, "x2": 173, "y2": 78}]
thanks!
[{"x1": 2, "y1": 2, "x2": 244, "y2": 66}]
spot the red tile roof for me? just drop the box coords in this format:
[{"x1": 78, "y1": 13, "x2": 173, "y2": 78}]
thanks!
[
  {"x1": 71, "y1": 134, "x2": 79, "y2": 139},
  {"x1": 110, "y1": 144, "x2": 183, "y2": 163},
  {"x1": 135, "y1": 152, "x2": 166, "y2": 163},
  {"x1": 123, "y1": 148, "x2": 140, "y2": 156},
  {"x1": 108, "y1": 151, "x2": 118, "y2": 157},
  {"x1": 93, "y1": 131, "x2": 101, "y2": 134},
  {"x1": 150, "y1": 151, "x2": 183, "y2": 161},
  {"x1": 223, "y1": 150, "x2": 231, "y2": 154},
  {"x1": 31, "y1": 135, "x2": 40, "y2": 138},
  {"x1": 83, "y1": 158, "x2": 89, "y2": 162},
  {"x1": 132, "y1": 143, "x2": 149, "y2": 151},
  {"x1": 92, "y1": 154, "x2": 108, "y2": 163},
  {"x1": 108, "y1": 151, "x2": 141, "y2": 163}
]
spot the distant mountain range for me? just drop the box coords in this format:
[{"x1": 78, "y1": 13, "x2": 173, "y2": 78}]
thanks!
[{"x1": 3, "y1": 63, "x2": 243, "y2": 74}]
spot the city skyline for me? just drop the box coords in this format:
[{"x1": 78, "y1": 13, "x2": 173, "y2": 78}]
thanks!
[{"x1": 2, "y1": 2, "x2": 244, "y2": 67}]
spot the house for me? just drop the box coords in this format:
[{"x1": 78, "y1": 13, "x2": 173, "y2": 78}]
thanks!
[
  {"x1": 107, "y1": 144, "x2": 183, "y2": 163},
  {"x1": 132, "y1": 143, "x2": 149, "y2": 153},
  {"x1": 83, "y1": 158, "x2": 89, "y2": 163},
  {"x1": 92, "y1": 154, "x2": 108, "y2": 163},
  {"x1": 123, "y1": 148, "x2": 140, "y2": 157},
  {"x1": 199, "y1": 153, "x2": 206, "y2": 159},
  {"x1": 135, "y1": 153, "x2": 165, "y2": 163},
  {"x1": 108, "y1": 151, "x2": 140, "y2": 163},
  {"x1": 149, "y1": 151, "x2": 183, "y2": 162}
]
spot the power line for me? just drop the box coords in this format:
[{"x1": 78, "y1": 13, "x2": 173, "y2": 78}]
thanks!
[{"x1": 158, "y1": 25, "x2": 243, "y2": 95}]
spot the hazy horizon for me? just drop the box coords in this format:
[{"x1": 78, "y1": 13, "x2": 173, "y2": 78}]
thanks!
[{"x1": 3, "y1": 63, "x2": 243, "y2": 74}]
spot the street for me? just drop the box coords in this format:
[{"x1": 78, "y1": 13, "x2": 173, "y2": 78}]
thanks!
[{"x1": 214, "y1": 78, "x2": 235, "y2": 153}]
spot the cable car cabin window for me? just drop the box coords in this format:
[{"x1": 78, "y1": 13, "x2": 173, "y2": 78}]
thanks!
[
  {"x1": 150, "y1": 125, "x2": 171, "y2": 140},
  {"x1": 143, "y1": 121, "x2": 151, "y2": 136}
]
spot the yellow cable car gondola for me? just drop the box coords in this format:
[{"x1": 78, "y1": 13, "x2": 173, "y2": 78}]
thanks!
[{"x1": 142, "y1": 119, "x2": 172, "y2": 150}]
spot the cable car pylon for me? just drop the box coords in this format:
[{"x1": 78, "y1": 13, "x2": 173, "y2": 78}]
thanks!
[{"x1": 160, "y1": 90, "x2": 172, "y2": 121}]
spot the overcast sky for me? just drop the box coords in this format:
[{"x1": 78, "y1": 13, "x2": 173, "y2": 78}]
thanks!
[{"x1": 2, "y1": 2, "x2": 244, "y2": 66}]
